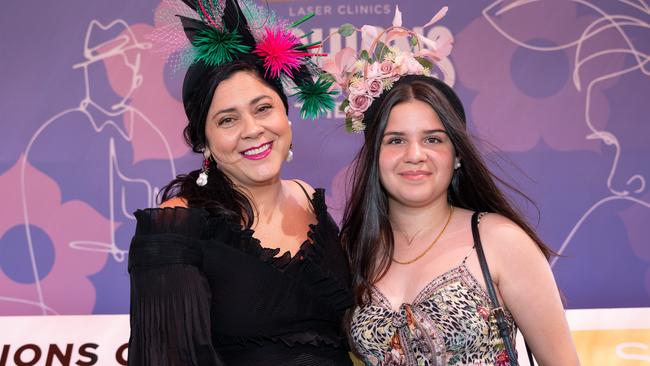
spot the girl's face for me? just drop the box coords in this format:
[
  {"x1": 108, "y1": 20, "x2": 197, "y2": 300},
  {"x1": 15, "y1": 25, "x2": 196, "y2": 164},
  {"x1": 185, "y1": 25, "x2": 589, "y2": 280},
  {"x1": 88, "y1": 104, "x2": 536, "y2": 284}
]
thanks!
[
  {"x1": 378, "y1": 99, "x2": 456, "y2": 209},
  {"x1": 204, "y1": 71, "x2": 291, "y2": 188}
]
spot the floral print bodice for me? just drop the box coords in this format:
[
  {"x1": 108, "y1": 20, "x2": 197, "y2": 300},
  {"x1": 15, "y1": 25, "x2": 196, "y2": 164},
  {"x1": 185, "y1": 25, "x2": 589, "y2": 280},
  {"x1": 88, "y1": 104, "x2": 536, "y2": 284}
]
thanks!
[{"x1": 350, "y1": 255, "x2": 517, "y2": 366}]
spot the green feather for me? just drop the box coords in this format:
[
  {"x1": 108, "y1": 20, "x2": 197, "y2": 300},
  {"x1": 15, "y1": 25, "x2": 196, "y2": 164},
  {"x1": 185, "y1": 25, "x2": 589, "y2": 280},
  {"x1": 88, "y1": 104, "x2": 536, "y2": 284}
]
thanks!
[
  {"x1": 292, "y1": 77, "x2": 338, "y2": 119},
  {"x1": 192, "y1": 28, "x2": 251, "y2": 67},
  {"x1": 290, "y1": 12, "x2": 315, "y2": 28},
  {"x1": 296, "y1": 41, "x2": 321, "y2": 50}
]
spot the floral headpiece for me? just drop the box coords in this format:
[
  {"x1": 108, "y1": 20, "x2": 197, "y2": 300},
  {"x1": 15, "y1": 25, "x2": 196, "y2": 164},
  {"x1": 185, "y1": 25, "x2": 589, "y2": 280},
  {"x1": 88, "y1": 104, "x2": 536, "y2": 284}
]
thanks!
[
  {"x1": 151, "y1": 0, "x2": 336, "y2": 119},
  {"x1": 321, "y1": 6, "x2": 452, "y2": 132}
]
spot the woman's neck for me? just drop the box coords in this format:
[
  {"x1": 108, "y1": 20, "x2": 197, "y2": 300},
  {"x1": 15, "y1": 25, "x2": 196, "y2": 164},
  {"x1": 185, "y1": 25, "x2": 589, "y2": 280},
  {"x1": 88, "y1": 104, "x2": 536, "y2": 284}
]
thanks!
[
  {"x1": 238, "y1": 179, "x2": 286, "y2": 225},
  {"x1": 388, "y1": 199, "x2": 453, "y2": 241}
]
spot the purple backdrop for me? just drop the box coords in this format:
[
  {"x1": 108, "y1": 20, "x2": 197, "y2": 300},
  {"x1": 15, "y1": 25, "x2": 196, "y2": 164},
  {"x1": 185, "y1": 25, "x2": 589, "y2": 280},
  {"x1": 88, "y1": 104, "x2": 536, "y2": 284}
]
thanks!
[{"x1": 1, "y1": 0, "x2": 648, "y2": 315}]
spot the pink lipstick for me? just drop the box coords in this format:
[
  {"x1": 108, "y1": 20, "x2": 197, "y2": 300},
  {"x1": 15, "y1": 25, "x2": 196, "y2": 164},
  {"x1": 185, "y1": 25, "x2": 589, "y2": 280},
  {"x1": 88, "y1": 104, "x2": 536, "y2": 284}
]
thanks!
[{"x1": 241, "y1": 142, "x2": 273, "y2": 160}]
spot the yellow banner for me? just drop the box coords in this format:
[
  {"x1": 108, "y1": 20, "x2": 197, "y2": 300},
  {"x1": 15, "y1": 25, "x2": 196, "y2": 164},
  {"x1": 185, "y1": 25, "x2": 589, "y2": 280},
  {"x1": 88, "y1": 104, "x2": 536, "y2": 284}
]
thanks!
[{"x1": 574, "y1": 329, "x2": 650, "y2": 365}]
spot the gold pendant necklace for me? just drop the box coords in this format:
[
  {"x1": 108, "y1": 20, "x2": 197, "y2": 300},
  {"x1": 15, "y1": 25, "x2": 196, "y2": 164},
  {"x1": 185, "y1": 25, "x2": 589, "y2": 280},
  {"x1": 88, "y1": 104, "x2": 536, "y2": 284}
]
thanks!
[{"x1": 392, "y1": 206, "x2": 454, "y2": 265}]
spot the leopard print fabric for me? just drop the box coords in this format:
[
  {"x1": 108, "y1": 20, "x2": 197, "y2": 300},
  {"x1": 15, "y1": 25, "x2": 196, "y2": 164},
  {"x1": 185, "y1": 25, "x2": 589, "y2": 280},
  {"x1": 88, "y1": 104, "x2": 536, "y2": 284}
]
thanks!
[{"x1": 350, "y1": 262, "x2": 517, "y2": 366}]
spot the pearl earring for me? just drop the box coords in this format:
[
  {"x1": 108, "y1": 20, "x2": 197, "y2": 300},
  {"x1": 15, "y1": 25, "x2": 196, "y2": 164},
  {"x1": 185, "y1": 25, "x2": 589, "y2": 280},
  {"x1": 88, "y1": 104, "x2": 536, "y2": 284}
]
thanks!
[
  {"x1": 285, "y1": 121, "x2": 293, "y2": 162},
  {"x1": 454, "y1": 159, "x2": 461, "y2": 170},
  {"x1": 286, "y1": 144, "x2": 294, "y2": 162},
  {"x1": 196, "y1": 149, "x2": 211, "y2": 186}
]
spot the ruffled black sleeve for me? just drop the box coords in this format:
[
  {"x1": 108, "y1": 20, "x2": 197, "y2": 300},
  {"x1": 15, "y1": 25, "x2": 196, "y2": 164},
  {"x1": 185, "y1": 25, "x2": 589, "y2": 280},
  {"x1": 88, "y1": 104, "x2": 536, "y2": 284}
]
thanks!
[{"x1": 127, "y1": 208, "x2": 223, "y2": 366}]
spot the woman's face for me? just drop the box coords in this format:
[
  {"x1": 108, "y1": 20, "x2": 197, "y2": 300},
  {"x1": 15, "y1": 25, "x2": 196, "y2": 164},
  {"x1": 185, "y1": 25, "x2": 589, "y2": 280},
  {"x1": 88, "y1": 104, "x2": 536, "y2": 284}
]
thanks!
[
  {"x1": 205, "y1": 71, "x2": 291, "y2": 188},
  {"x1": 378, "y1": 99, "x2": 456, "y2": 209}
]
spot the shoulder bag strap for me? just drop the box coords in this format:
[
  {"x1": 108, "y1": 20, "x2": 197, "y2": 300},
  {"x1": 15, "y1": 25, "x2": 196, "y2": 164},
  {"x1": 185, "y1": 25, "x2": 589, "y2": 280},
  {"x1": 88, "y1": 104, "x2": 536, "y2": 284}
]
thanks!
[{"x1": 471, "y1": 212, "x2": 534, "y2": 366}]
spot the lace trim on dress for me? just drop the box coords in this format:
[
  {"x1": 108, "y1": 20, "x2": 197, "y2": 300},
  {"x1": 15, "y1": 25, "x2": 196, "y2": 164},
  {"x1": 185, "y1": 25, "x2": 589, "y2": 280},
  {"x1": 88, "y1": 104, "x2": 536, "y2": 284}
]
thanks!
[
  {"x1": 212, "y1": 188, "x2": 352, "y2": 313},
  {"x1": 212, "y1": 188, "x2": 328, "y2": 270}
]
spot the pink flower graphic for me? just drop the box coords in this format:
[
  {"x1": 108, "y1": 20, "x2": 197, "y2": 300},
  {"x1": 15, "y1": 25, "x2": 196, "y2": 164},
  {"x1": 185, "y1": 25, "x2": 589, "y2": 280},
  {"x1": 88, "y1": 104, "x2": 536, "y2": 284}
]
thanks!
[{"x1": 0, "y1": 158, "x2": 111, "y2": 315}]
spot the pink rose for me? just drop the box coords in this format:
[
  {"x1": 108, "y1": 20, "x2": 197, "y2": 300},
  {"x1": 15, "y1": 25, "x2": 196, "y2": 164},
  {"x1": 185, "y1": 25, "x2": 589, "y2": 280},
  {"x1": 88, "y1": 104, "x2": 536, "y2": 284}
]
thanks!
[
  {"x1": 367, "y1": 61, "x2": 396, "y2": 79},
  {"x1": 366, "y1": 62, "x2": 382, "y2": 79},
  {"x1": 379, "y1": 61, "x2": 395, "y2": 77},
  {"x1": 348, "y1": 94, "x2": 373, "y2": 113},
  {"x1": 346, "y1": 109, "x2": 364, "y2": 120},
  {"x1": 367, "y1": 78, "x2": 384, "y2": 98},
  {"x1": 348, "y1": 80, "x2": 368, "y2": 95}
]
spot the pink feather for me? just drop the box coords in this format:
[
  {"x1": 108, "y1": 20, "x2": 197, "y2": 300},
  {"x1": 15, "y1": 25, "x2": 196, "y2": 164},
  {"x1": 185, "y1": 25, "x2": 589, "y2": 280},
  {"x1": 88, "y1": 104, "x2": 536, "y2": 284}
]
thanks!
[{"x1": 253, "y1": 27, "x2": 311, "y2": 78}]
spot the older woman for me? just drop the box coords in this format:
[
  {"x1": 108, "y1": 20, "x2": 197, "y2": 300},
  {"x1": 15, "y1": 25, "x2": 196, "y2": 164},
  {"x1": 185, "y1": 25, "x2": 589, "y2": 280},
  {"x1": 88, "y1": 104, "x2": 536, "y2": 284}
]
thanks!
[{"x1": 127, "y1": 1, "x2": 352, "y2": 365}]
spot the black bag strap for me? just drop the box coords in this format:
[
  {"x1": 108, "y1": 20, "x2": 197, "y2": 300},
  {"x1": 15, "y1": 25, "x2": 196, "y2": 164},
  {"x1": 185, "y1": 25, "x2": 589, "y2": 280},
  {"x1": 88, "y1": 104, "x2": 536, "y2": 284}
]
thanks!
[{"x1": 471, "y1": 212, "x2": 535, "y2": 366}]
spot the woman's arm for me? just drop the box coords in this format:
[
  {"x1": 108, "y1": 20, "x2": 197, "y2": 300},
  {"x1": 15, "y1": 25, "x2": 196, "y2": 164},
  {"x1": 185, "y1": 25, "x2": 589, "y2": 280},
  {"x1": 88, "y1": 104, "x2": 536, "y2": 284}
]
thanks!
[
  {"x1": 129, "y1": 262, "x2": 223, "y2": 366},
  {"x1": 480, "y1": 214, "x2": 580, "y2": 366},
  {"x1": 128, "y1": 206, "x2": 223, "y2": 366}
]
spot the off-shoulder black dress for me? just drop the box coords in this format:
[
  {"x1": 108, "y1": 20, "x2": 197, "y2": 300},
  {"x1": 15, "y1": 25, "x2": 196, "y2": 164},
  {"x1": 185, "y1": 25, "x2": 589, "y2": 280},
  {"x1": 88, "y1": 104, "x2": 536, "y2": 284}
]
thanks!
[{"x1": 127, "y1": 188, "x2": 353, "y2": 366}]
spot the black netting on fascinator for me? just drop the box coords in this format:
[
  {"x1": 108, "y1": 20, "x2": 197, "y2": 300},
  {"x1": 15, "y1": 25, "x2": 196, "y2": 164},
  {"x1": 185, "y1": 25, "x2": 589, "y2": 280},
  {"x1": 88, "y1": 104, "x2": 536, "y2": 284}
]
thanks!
[{"x1": 182, "y1": 55, "x2": 289, "y2": 118}]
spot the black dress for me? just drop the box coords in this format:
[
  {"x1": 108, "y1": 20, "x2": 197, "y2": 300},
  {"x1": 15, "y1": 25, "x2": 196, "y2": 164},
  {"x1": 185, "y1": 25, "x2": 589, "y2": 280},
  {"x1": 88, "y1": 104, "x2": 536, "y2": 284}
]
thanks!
[{"x1": 127, "y1": 188, "x2": 354, "y2": 366}]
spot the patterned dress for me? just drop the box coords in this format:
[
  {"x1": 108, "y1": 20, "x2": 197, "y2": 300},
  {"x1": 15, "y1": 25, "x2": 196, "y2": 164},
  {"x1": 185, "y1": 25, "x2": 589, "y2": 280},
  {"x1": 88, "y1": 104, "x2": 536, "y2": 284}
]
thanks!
[{"x1": 350, "y1": 251, "x2": 517, "y2": 366}]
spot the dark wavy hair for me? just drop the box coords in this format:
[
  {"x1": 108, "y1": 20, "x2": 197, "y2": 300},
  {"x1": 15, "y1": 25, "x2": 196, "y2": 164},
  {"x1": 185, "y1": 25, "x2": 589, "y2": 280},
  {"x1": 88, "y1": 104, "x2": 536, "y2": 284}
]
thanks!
[
  {"x1": 158, "y1": 57, "x2": 289, "y2": 227},
  {"x1": 340, "y1": 75, "x2": 553, "y2": 306}
]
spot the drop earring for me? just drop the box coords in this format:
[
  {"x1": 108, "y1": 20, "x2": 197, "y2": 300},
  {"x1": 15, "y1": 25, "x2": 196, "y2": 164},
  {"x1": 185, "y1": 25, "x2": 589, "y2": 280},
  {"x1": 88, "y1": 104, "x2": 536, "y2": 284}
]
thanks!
[
  {"x1": 286, "y1": 143, "x2": 294, "y2": 162},
  {"x1": 196, "y1": 149, "x2": 211, "y2": 186},
  {"x1": 454, "y1": 159, "x2": 461, "y2": 170}
]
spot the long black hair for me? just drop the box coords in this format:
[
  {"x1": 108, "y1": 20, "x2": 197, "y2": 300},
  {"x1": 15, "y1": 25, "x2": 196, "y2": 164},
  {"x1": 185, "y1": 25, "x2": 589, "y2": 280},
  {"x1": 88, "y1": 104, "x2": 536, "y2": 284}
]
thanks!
[
  {"x1": 340, "y1": 75, "x2": 553, "y2": 306},
  {"x1": 158, "y1": 57, "x2": 289, "y2": 227}
]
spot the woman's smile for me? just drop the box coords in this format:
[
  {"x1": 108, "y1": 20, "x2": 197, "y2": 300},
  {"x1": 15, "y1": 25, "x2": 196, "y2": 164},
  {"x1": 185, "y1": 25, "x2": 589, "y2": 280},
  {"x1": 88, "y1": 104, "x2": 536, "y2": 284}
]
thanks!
[{"x1": 241, "y1": 141, "x2": 273, "y2": 160}]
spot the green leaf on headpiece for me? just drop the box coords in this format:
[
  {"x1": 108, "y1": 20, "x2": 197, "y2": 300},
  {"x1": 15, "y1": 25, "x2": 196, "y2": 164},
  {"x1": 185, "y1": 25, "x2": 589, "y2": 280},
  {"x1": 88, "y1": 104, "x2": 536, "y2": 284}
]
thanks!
[
  {"x1": 339, "y1": 99, "x2": 349, "y2": 113},
  {"x1": 292, "y1": 77, "x2": 338, "y2": 119},
  {"x1": 338, "y1": 23, "x2": 355, "y2": 37},
  {"x1": 374, "y1": 41, "x2": 390, "y2": 62},
  {"x1": 345, "y1": 118, "x2": 354, "y2": 133},
  {"x1": 415, "y1": 56, "x2": 434, "y2": 70},
  {"x1": 360, "y1": 50, "x2": 371, "y2": 63},
  {"x1": 409, "y1": 36, "x2": 419, "y2": 48},
  {"x1": 192, "y1": 28, "x2": 251, "y2": 67}
]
